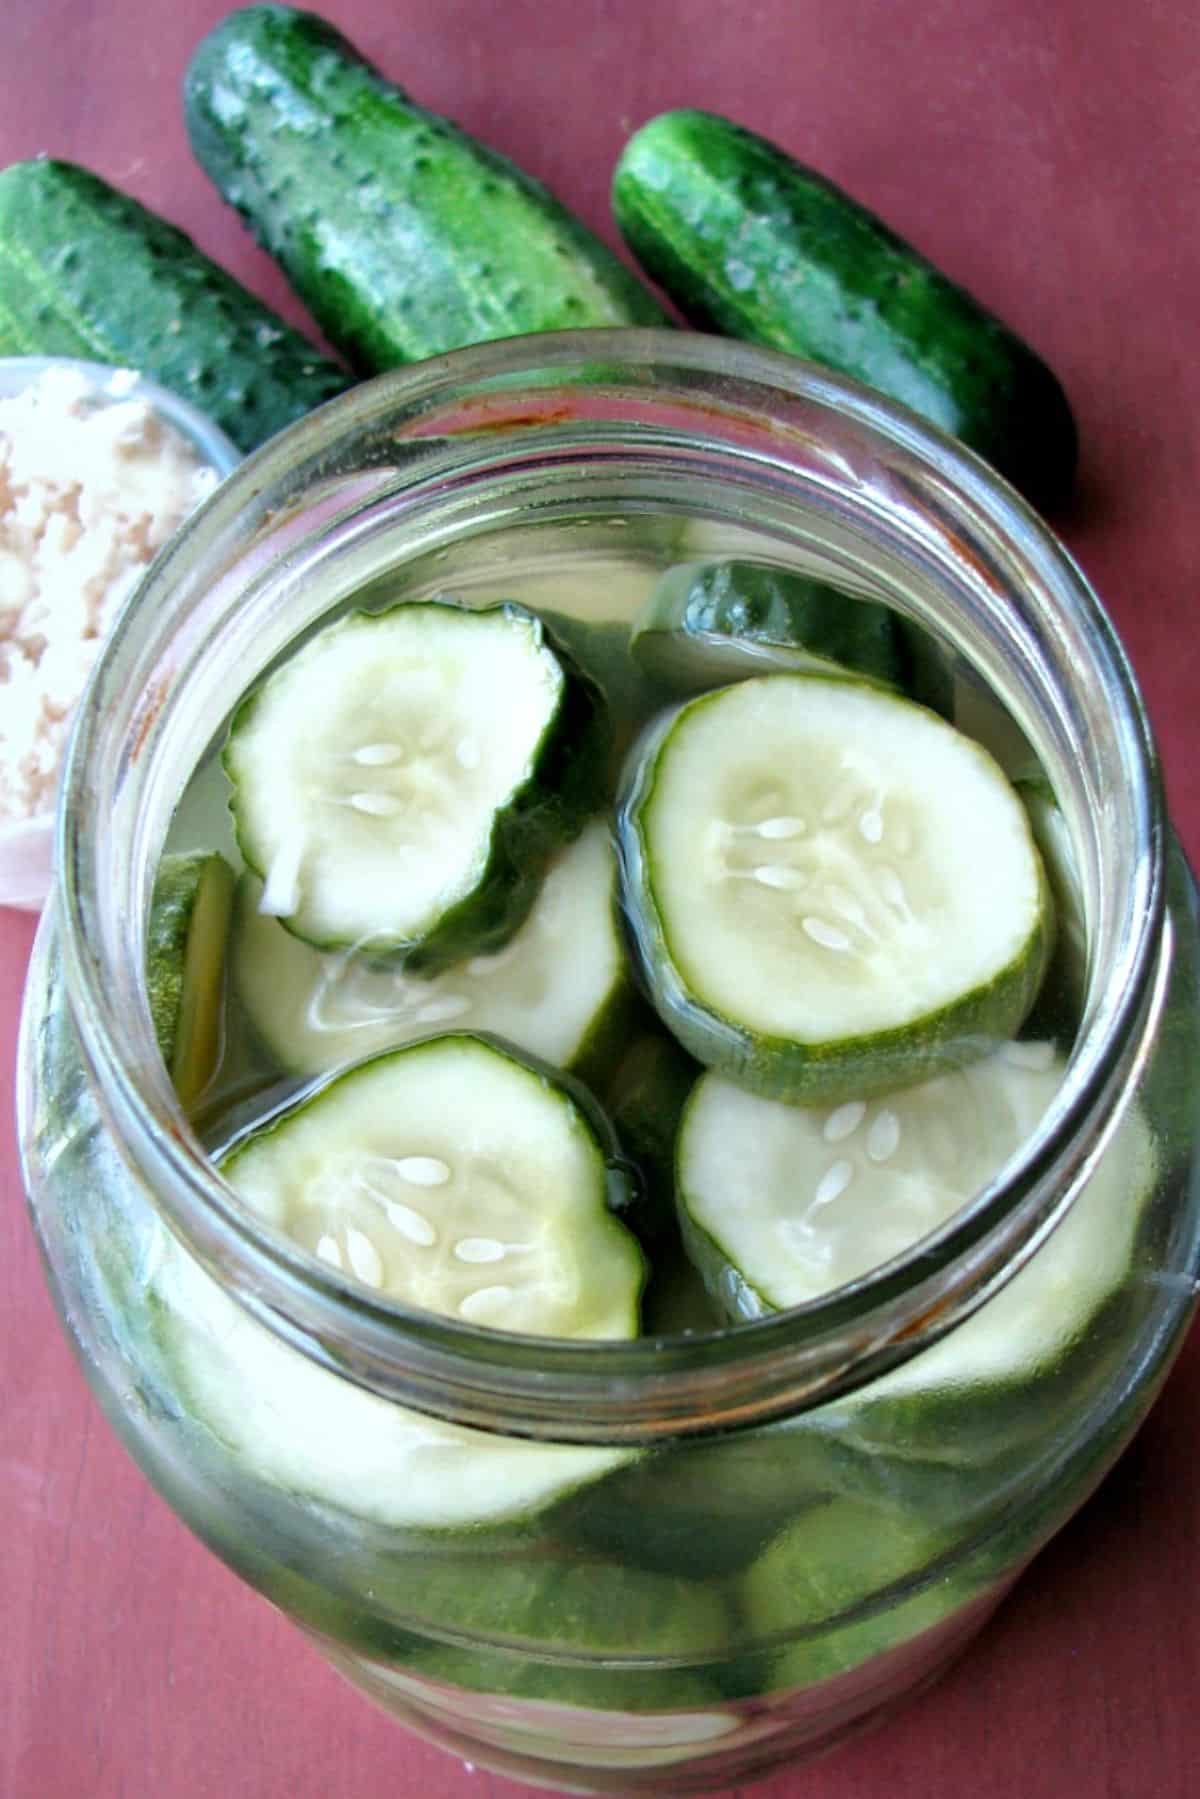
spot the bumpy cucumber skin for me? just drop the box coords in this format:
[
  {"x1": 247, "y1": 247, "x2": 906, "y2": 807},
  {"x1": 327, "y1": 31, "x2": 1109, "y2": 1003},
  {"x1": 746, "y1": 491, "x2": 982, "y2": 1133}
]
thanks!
[
  {"x1": 184, "y1": 6, "x2": 669, "y2": 374},
  {"x1": 631, "y1": 559, "x2": 906, "y2": 696},
  {"x1": 223, "y1": 600, "x2": 611, "y2": 971},
  {"x1": 613, "y1": 110, "x2": 1077, "y2": 512},
  {"x1": 0, "y1": 159, "x2": 350, "y2": 453},
  {"x1": 615, "y1": 689, "x2": 1056, "y2": 1107}
]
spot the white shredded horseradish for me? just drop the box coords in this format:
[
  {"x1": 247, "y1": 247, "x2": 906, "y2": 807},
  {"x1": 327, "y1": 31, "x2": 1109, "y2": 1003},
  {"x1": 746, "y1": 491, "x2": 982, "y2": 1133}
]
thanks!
[{"x1": 0, "y1": 366, "x2": 217, "y2": 822}]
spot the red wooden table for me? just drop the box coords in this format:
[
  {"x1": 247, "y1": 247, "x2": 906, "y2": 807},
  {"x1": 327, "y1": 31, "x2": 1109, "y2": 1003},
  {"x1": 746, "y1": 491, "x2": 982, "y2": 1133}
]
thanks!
[{"x1": 3, "y1": 4, "x2": 1199, "y2": 1796}]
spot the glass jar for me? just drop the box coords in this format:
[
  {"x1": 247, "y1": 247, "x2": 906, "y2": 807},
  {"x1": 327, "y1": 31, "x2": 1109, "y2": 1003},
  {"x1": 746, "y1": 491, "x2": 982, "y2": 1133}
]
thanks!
[{"x1": 17, "y1": 332, "x2": 1200, "y2": 1795}]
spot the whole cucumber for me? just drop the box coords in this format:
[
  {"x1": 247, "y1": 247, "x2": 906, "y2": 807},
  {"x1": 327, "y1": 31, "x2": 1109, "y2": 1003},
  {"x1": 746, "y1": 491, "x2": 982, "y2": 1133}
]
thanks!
[
  {"x1": 613, "y1": 110, "x2": 1077, "y2": 511},
  {"x1": 184, "y1": 5, "x2": 669, "y2": 372},
  {"x1": 0, "y1": 158, "x2": 351, "y2": 453}
]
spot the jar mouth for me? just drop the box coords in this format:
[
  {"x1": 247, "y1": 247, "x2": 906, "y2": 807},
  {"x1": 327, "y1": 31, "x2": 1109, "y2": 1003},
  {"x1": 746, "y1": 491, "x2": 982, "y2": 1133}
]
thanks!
[{"x1": 54, "y1": 329, "x2": 1165, "y2": 1440}]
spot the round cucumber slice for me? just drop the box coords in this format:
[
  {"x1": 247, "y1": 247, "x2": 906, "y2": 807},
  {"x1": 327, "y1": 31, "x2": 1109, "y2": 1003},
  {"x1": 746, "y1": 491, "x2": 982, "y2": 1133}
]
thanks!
[
  {"x1": 145, "y1": 850, "x2": 235, "y2": 1107},
  {"x1": 149, "y1": 1230, "x2": 632, "y2": 1531},
  {"x1": 223, "y1": 598, "x2": 607, "y2": 963},
  {"x1": 347, "y1": 1647, "x2": 735, "y2": 1745},
  {"x1": 220, "y1": 1033, "x2": 646, "y2": 1340},
  {"x1": 617, "y1": 674, "x2": 1054, "y2": 1103},
  {"x1": 1014, "y1": 766, "x2": 1088, "y2": 1037},
  {"x1": 554, "y1": 1422, "x2": 842, "y2": 1580},
  {"x1": 377, "y1": 1553, "x2": 730, "y2": 1664},
  {"x1": 741, "y1": 1499, "x2": 966, "y2": 1684},
  {"x1": 631, "y1": 559, "x2": 905, "y2": 695},
  {"x1": 678, "y1": 1041, "x2": 1154, "y2": 1358},
  {"x1": 231, "y1": 820, "x2": 634, "y2": 1083}
]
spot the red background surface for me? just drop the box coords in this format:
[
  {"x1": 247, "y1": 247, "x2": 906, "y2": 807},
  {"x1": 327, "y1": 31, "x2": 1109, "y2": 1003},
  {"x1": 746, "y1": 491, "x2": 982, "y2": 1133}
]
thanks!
[{"x1": 2, "y1": 3, "x2": 1199, "y2": 1796}]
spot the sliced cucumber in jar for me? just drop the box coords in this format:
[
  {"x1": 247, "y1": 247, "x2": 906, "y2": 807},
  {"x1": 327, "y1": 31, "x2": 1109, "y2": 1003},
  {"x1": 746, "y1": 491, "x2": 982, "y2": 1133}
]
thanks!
[
  {"x1": 231, "y1": 820, "x2": 635, "y2": 1084},
  {"x1": 220, "y1": 1032, "x2": 646, "y2": 1340},
  {"x1": 223, "y1": 599, "x2": 607, "y2": 965},
  {"x1": 1014, "y1": 765, "x2": 1089, "y2": 1036},
  {"x1": 617, "y1": 674, "x2": 1054, "y2": 1104},
  {"x1": 348, "y1": 1643, "x2": 735, "y2": 1740},
  {"x1": 553, "y1": 1423, "x2": 842, "y2": 1580},
  {"x1": 740, "y1": 1498, "x2": 967, "y2": 1687},
  {"x1": 631, "y1": 559, "x2": 905, "y2": 696},
  {"x1": 677, "y1": 1041, "x2": 1154, "y2": 1365},
  {"x1": 149, "y1": 1232, "x2": 632, "y2": 1531},
  {"x1": 384, "y1": 1552, "x2": 731, "y2": 1668},
  {"x1": 145, "y1": 850, "x2": 235, "y2": 1108}
]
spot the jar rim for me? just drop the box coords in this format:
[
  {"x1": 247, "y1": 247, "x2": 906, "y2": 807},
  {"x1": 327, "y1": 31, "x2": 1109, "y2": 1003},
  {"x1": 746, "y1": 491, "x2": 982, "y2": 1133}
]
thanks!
[{"x1": 53, "y1": 328, "x2": 1166, "y2": 1440}]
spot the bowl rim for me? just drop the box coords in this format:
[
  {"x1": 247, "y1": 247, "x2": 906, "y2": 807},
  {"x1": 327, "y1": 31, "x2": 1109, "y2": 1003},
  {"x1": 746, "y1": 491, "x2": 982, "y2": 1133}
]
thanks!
[{"x1": 0, "y1": 354, "x2": 241, "y2": 904}]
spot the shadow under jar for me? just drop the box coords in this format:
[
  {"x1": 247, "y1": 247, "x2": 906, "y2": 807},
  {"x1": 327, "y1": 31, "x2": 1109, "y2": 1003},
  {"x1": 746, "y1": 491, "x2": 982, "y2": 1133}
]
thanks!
[{"x1": 17, "y1": 331, "x2": 1200, "y2": 1795}]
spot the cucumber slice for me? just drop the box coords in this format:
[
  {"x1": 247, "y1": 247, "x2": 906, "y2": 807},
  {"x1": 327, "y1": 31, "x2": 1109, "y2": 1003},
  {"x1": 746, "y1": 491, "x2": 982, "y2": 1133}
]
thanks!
[
  {"x1": 630, "y1": 559, "x2": 905, "y2": 696},
  {"x1": 1014, "y1": 766, "x2": 1088, "y2": 1037},
  {"x1": 677, "y1": 1042, "x2": 1154, "y2": 1356},
  {"x1": 346, "y1": 1647, "x2": 734, "y2": 1745},
  {"x1": 231, "y1": 821, "x2": 633, "y2": 1083},
  {"x1": 145, "y1": 851, "x2": 235, "y2": 1107},
  {"x1": 149, "y1": 1232, "x2": 631, "y2": 1531},
  {"x1": 741, "y1": 1499, "x2": 966, "y2": 1684},
  {"x1": 382, "y1": 1553, "x2": 730, "y2": 1664},
  {"x1": 223, "y1": 599, "x2": 606, "y2": 963},
  {"x1": 554, "y1": 1423, "x2": 842, "y2": 1580},
  {"x1": 808, "y1": 1284, "x2": 1148, "y2": 1534},
  {"x1": 220, "y1": 1033, "x2": 646, "y2": 1339},
  {"x1": 617, "y1": 674, "x2": 1053, "y2": 1103}
]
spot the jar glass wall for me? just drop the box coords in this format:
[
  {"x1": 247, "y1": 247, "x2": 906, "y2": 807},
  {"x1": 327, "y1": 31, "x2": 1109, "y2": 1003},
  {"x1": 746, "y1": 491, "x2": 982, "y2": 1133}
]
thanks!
[{"x1": 17, "y1": 333, "x2": 1200, "y2": 1794}]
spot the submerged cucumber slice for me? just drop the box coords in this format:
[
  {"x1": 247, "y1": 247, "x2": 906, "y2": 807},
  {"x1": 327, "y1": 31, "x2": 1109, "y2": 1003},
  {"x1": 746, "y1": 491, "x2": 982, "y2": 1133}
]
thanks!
[
  {"x1": 232, "y1": 821, "x2": 633, "y2": 1083},
  {"x1": 348, "y1": 1645, "x2": 734, "y2": 1739},
  {"x1": 678, "y1": 1041, "x2": 1154, "y2": 1357},
  {"x1": 221, "y1": 1033, "x2": 646, "y2": 1339},
  {"x1": 150, "y1": 1231, "x2": 630, "y2": 1531},
  {"x1": 741, "y1": 1498, "x2": 966, "y2": 1684},
  {"x1": 386, "y1": 1553, "x2": 730, "y2": 1665},
  {"x1": 145, "y1": 851, "x2": 235, "y2": 1107},
  {"x1": 631, "y1": 559, "x2": 905, "y2": 695},
  {"x1": 617, "y1": 675, "x2": 1053, "y2": 1103},
  {"x1": 555, "y1": 1422, "x2": 841, "y2": 1580},
  {"x1": 223, "y1": 599, "x2": 606, "y2": 962},
  {"x1": 1014, "y1": 767, "x2": 1088, "y2": 1037}
]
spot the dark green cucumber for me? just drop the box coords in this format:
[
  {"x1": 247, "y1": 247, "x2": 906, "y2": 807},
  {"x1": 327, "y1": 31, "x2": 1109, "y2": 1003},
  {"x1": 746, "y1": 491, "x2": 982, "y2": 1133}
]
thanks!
[
  {"x1": 0, "y1": 159, "x2": 350, "y2": 453},
  {"x1": 613, "y1": 110, "x2": 1077, "y2": 511},
  {"x1": 184, "y1": 6, "x2": 669, "y2": 373}
]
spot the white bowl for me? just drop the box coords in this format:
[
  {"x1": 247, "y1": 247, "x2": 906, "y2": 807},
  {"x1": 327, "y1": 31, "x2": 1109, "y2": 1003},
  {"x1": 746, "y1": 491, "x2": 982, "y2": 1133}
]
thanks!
[{"x1": 0, "y1": 356, "x2": 241, "y2": 911}]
